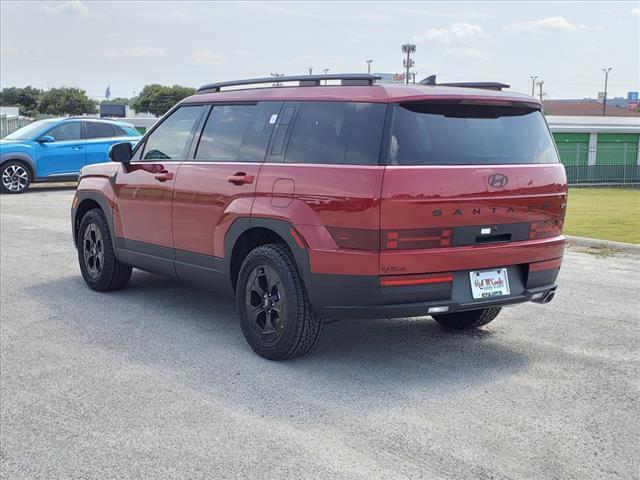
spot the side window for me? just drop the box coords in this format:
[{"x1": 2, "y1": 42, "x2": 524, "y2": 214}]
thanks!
[
  {"x1": 195, "y1": 105, "x2": 255, "y2": 161},
  {"x1": 86, "y1": 122, "x2": 117, "y2": 139},
  {"x1": 284, "y1": 102, "x2": 386, "y2": 165},
  {"x1": 47, "y1": 122, "x2": 82, "y2": 142},
  {"x1": 141, "y1": 106, "x2": 205, "y2": 161},
  {"x1": 113, "y1": 126, "x2": 129, "y2": 136}
]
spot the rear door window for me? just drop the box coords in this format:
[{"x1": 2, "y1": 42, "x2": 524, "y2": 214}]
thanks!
[
  {"x1": 140, "y1": 106, "x2": 205, "y2": 160},
  {"x1": 194, "y1": 102, "x2": 282, "y2": 162},
  {"x1": 86, "y1": 122, "x2": 117, "y2": 139},
  {"x1": 47, "y1": 122, "x2": 82, "y2": 142},
  {"x1": 387, "y1": 103, "x2": 558, "y2": 165},
  {"x1": 284, "y1": 101, "x2": 386, "y2": 165}
]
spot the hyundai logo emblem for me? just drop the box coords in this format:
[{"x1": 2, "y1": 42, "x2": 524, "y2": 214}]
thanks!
[{"x1": 488, "y1": 173, "x2": 508, "y2": 188}]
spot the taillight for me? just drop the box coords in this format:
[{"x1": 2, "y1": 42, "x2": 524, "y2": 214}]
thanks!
[
  {"x1": 382, "y1": 228, "x2": 452, "y2": 250},
  {"x1": 529, "y1": 257, "x2": 563, "y2": 272},
  {"x1": 529, "y1": 219, "x2": 563, "y2": 240},
  {"x1": 327, "y1": 227, "x2": 379, "y2": 251},
  {"x1": 380, "y1": 272, "x2": 453, "y2": 287}
]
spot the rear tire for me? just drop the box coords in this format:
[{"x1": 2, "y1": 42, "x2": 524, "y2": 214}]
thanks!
[
  {"x1": 236, "y1": 244, "x2": 322, "y2": 360},
  {"x1": 1, "y1": 161, "x2": 31, "y2": 194},
  {"x1": 432, "y1": 307, "x2": 502, "y2": 330},
  {"x1": 78, "y1": 208, "x2": 132, "y2": 291}
]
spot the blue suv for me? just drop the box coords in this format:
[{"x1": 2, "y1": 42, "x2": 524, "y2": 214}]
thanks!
[{"x1": 0, "y1": 118, "x2": 140, "y2": 193}]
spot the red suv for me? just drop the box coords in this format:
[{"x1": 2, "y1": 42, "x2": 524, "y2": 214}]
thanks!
[{"x1": 71, "y1": 74, "x2": 567, "y2": 360}]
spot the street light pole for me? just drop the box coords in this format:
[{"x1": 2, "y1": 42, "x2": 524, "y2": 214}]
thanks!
[
  {"x1": 602, "y1": 67, "x2": 612, "y2": 117},
  {"x1": 401, "y1": 43, "x2": 416, "y2": 85},
  {"x1": 323, "y1": 68, "x2": 329, "y2": 85},
  {"x1": 366, "y1": 59, "x2": 373, "y2": 74},
  {"x1": 308, "y1": 67, "x2": 313, "y2": 75},
  {"x1": 530, "y1": 75, "x2": 538, "y2": 97},
  {"x1": 537, "y1": 80, "x2": 544, "y2": 103}
]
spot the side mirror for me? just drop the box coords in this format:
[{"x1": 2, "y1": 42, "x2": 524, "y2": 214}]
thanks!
[
  {"x1": 109, "y1": 142, "x2": 133, "y2": 164},
  {"x1": 37, "y1": 135, "x2": 55, "y2": 143}
]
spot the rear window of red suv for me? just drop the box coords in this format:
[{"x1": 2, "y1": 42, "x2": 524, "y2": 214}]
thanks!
[{"x1": 387, "y1": 103, "x2": 558, "y2": 166}]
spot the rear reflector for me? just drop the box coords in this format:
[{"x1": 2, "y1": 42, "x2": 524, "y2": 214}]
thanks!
[
  {"x1": 428, "y1": 306, "x2": 450, "y2": 314},
  {"x1": 382, "y1": 228, "x2": 452, "y2": 250},
  {"x1": 529, "y1": 257, "x2": 563, "y2": 272},
  {"x1": 380, "y1": 273, "x2": 454, "y2": 287},
  {"x1": 327, "y1": 227, "x2": 379, "y2": 251},
  {"x1": 529, "y1": 219, "x2": 563, "y2": 240}
]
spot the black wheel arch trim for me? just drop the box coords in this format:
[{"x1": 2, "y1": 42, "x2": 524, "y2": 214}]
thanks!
[
  {"x1": 224, "y1": 217, "x2": 313, "y2": 298},
  {"x1": 71, "y1": 191, "x2": 118, "y2": 258}
]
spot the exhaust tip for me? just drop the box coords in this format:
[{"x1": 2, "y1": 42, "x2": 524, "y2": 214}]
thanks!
[{"x1": 543, "y1": 291, "x2": 555, "y2": 303}]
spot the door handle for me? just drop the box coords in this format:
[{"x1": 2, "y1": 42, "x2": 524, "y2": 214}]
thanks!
[
  {"x1": 154, "y1": 171, "x2": 174, "y2": 182},
  {"x1": 228, "y1": 172, "x2": 254, "y2": 185},
  {"x1": 72, "y1": 145, "x2": 84, "y2": 150}
]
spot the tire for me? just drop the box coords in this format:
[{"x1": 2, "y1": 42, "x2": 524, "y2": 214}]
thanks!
[
  {"x1": 77, "y1": 208, "x2": 132, "y2": 291},
  {"x1": 236, "y1": 244, "x2": 322, "y2": 360},
  {"x1": 432, "y1": 307, "x2": 502, "y2": 330},
  {"x1": 1, "y1": 161, "x2": 32, "y2": 194}
]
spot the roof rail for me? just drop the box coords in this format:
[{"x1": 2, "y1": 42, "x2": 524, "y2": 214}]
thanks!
[
  {"x1": 419, "y1": 75, "x2": 510, "y2": 91},
  {"x1": 197, "y1": 74, "x2": 382, "y2": 93}
]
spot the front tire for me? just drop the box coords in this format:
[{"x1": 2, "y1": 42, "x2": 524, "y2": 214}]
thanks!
[
  {"x1": 236, "y1": 244, "x2": 322, "y2": 360},
  {"x1": 1, "y1": 161, "x2": 31, "y2": 194},
  {"x1": 432, "y1": 307, "x2": 502, "y2": 330},
  {"x1": 78, "y1": 208, "x2": 132, "y2": 291}
]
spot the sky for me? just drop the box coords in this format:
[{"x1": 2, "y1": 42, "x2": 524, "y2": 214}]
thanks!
[{"x1": 1, "y1": 1, "x2": 639, "y2": 100}]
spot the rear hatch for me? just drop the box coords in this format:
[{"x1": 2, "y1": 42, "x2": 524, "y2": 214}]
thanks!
[{"x1": 380, "y1": 100, "x2": 567, "y2": 276}]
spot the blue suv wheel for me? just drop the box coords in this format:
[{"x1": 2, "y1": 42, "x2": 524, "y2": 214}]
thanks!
[{"x1": 1, "y1": 161, "x2": 32, "y2": 194}]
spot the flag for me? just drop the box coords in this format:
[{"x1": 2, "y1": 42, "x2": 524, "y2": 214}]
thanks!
[{"x1": 105, "y1": 85, "x2": 111, "y2": 100}]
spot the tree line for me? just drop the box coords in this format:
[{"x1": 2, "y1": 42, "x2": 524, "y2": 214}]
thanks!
[{"x1": 0, "y1": 84, "x2": 196, "y2": 118}]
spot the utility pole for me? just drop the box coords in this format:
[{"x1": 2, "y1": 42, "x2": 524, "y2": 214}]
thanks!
[
  {"x1": 323, "y1": 68, "x2": 329, "y2": 85},
  {"x1": 530, "y1": 75, "x2": 538, "y2": 96},
  {"x1": 602, "y1": 67, "x2": 612, "y2": 117},
  {"x1": 308, "y1": 67, "x2": 313, "y2": 75},
  {"x1": 366, "y1": 59, "x2": 373, "y2": 74},
  {"x1": 270, "y1": 72, "x2": 284, "y2": 86},
  {"x1": 402, "y1": 43, "x2": 416, "y2": 85},
  {"x1": 537, "y1": 80, "x2": 544, "y2": 103}
]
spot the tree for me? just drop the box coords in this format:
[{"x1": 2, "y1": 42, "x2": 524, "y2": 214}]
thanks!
[
  {"x1": 39, "y1": 87, "x2": 97, "y2": 116},
  {"x1": 131, "y1": 84, "x2": 196, "y2": 117},
  {"x1": 101, "y1": 97, "x2": 131, "y2": 106},
  {"x1": 0, "y1": 86, "x2": 43, "y2": 117}
]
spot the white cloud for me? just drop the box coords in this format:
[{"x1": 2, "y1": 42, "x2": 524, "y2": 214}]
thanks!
[
  {"x1": 506, "y1": 17, "x2": 579, "y2": 32},
  {"x1": 414, "y1": 23, "x2": 485, "y2": 45},
  {"x1": 189, "y1": 49, "x2": 225, "y2": 67},
  {"x1": 631, "y1": 8, "x2": 640, "y2": 15},
  {"x1": 42, "y1": 1, "x2": 103, "y2": 18}
]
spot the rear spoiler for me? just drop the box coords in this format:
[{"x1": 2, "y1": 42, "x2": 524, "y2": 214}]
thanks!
[{"x1": 420, "y1": 75, "x2": 510, "y2": 91}]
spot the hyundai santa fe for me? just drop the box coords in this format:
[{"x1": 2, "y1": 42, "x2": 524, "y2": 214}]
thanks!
[{"x1": 71, "y1": 74, "x2": 567, "y2": 360}]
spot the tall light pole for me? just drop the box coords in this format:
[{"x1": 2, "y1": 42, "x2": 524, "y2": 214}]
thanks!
[
  {"x1": 411, "y1": 71, "x2": 417, "y2": 84},
  {"x1": 270, "y1": 72, "x2": 284, "y2": 86},
  {"x1": 537, "y1": 80, "x2": 544, "y2": 103},
  {"x1": 323, "y1": 68, "x2": 329, "y2": 85},
  {"x1": 366, "y1": 59, "x2": 373, "y2": 74},
  {"x1": 402, "y1": 43, "x2": 416, "y2": 85},
  {"x1": 602, "y1": 67, "x2": 612, "y2": 117},
  {"x1": 308, "y1": 67, "x2": 313, "y2": 75},
  {"x1": 530, "y1": 75, "x2": 538, "y2": 97}
]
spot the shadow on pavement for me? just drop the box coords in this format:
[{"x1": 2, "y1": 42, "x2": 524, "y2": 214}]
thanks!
[{"x1": 27, "y1": 269, "x2": 529, "y2": 397}]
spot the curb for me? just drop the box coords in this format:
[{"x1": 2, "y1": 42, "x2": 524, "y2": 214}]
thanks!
[{"x1": 565, "y1": 235, "x2": 640, "y2": 254}]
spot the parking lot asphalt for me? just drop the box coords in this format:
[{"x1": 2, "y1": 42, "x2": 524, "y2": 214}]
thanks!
[{"x1": 1, "y1": 187, "x2": 639, "y2": 480}]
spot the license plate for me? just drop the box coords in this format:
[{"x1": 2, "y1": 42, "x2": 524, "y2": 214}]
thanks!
[{"x1": 470, "y1": 268, "x2": 510, "y2": 299}]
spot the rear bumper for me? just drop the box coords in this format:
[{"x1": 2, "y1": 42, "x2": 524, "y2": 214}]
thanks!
[{"x1": 309, "y1": 264, "x2": 560, "y2": 319}]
